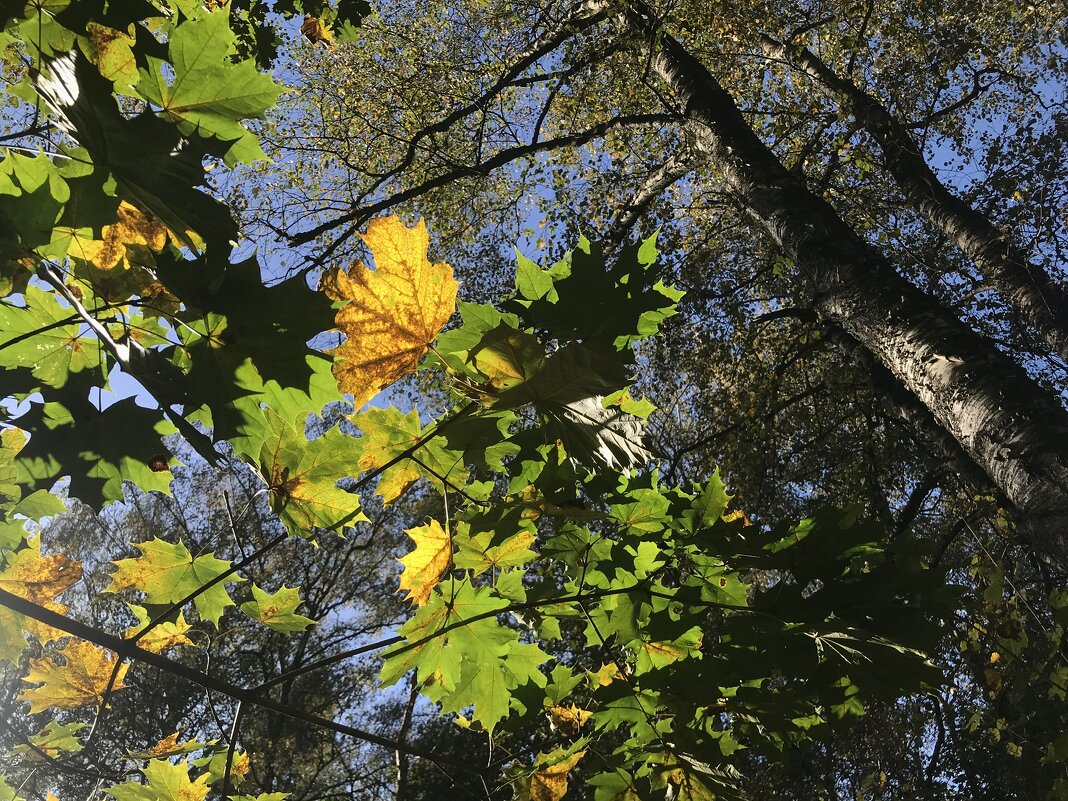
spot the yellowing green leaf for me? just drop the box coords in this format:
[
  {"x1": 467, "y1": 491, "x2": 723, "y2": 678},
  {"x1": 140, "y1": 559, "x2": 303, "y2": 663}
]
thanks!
[
  {"x1": 145, "y1": 733, "x2": 205, "y2": 759},
  {"x1": 398, "y1": 520, "x2": 451, "y2": 606},
  {"x1": 124, "y1": 605, "x2": 193, "y2": 653},
  {"x1": 66, "y1": 201, "x2": 168, "y2": 270},
  {"x1": 321, "y1": 215, "x2": 458, "y2": 409},
  {"x1": 106, "y1": 758, "x2": 210, "y2": 801},
  {"x1": 20, "y1": 639, "x2": 128, "y2": 713},
  {"x1": 82, "y1": 22, "x2": 138, "y2": 93},
  {"x1": 240, "y1": 584, "x2": 315, "y2": 632},
  {"x1": 14, "y1": 721, "x2": 86, "y2": 761},
  {"x1": 257, "y1": 409, "x2": 366, "y2": 534},
  {"x1": 353, "y1": 406, "x2": 467, "y2": 504},
  {"x1": 454, "y1": 527, "x2": 536, "y2": 576},
  {"x1": 106, "y1": 538, "x2": 239, "y2": 626},
  {"x1": 0, "y1": 535, "x2": 82, "y2": 660}
]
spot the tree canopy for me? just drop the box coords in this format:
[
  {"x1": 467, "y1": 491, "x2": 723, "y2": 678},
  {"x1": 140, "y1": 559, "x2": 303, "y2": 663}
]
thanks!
[{"x1": 1, "y1": 2, "x2": 1066, "y2": 801}]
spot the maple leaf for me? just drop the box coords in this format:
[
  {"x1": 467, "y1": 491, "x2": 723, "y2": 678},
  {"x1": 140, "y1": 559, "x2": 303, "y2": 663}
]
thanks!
[
  {"x1": 321, "y1": 215, "x2": 458, "y2": 409},
  {"x1": 106, "y1": 758, "x2": 210, "y2": 801},
  {"x1": 146, "y1": 733, "x2": 202, "y2": 759},
  {"x1": 529, "y1": 750, "x2": 585, "y2": 801},
  {"x1": 66, "y1": 201, "x2": 168, "y2": 270},
  {"x1": 0, "y1": 537, "x2": 82, "y2": 604},
  {"x1": 354, "y1": 406, "x2": 467, "y2": 504},
  {"x1": 124, "y1": 605, "x2": 193, "y2": 653},
  {"x1": 454, "y1": 526, "x2": 536, "y2": 576},
  {"x1": 106, "y1": 538, "x2": 239, "y2": 626},
  {"x1": 19, "y1": 639, "x2": 128, "y2": 713},
  {"x1": 257, "y1": 409, "x2": 366, "y2": 533},
  {"x1": 398, "y1": 520, "x2": 452, "y2": 606},
  {"x1": 13, "y1": 721, "x2": 86, "y2": 761},
  {"x1": 548, "y1": 705, "x2": 592, "y2": 737},
  {"x1": 0, "y1": 536, "x2": 83, "y2": 661},
  {"x1": 240, "y1": 584, "x2": 315, "y2": 632}
]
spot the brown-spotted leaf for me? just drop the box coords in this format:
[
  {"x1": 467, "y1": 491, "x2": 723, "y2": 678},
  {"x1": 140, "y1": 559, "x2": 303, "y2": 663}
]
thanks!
[
  {"x1": 530, "y1": 750, "x2": 585, "y2": 801},
  {"x1": 398, "y1": 519, "x2": 451, "y2": 606},
  {"x1": 67, "y1": 201, "x2": 168, "y2": 271},
  {"x1": 548, "y1": 705, "x2": 592, "y2": 737},
  {"x1": 0, "y1": 536, "x2": 83, "y2": 660},
  {"x1": 19, "y1": 639, "x2": 128, "y2": 713},
  {"x1": 321, "y1": 215, "x2": 458, "y2": 409},
  {"x1": 124, "y1": 605, "x2": 194, "y2": 654}
]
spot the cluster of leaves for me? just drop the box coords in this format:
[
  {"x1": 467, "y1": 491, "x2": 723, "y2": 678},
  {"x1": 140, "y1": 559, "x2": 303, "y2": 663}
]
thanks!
[{"x1": 0, "y1": 3, "x2": 954, "y2": 800}]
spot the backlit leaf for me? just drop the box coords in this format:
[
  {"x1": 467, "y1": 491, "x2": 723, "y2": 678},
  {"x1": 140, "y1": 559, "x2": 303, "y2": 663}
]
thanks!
[
  {"x1": 20, "y1": 639, "x2": 128, "y2": 713},
  {"x1": 398, "y1": 520, "x2": 451, "y2": 607},
  {"x1": 106, "y1": 538, "x2": 238, "y2": 626},
  {"x1": 106, "y1": 758, "x2": 210, "y2": 801},
  {"x1": 124, "y1": 605, "x2": 193, "y2": 654},
  {"x1": 321, "y1": 215, "x2": 458, "y2": 409},
  {"x1": 240, "y1": 584, "x2": 315, "y2": 633},
  {"x1": 13, "y1": 721, "x2": 86, "y2": 761},
  {"x1": 136, "y1": 10, "x2": 280, "y2": 165},
  {"x1": 548, "y1": 705, "x2": 592, "y2": 737},
  {"x1": 530, "y1": 750, "x2": 585, "y2": 801}
]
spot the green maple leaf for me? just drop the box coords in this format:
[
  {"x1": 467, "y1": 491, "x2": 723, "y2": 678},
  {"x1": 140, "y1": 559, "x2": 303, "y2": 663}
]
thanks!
[
  {"x1": 13, "y1": 374, "x2": 176, "y2": 506},
  {"x1": 354, "y1": 406, "x2": 467, "y2": 504},
  {"x1": 0, "y1": 285, "x2": 103, "y2": 388},
  {"x1": 176, "y1": 259, "x2": 338, "y2": 443},
  {"x1": 510, "y1": 235, "x2": 682, "y2": 354},
  {"x1": 14, "y1": 721, "x2": 87, "y2": 761},
  {"x1": 137, "y1": 9, "x2": 280, "y2": 165},
  {"x1": 106, "y1": 538, "x2": 240, "y2": 626},
  {"x1": 240, "y1": 584, "x2": 315, "y2": 633},
  {"x1": 257, "y1": 408, "x2": 366, "y2": 534},
  {"x1": 106, "y1": 759, "x2": 210, "y2": 801},
  {"x1": 382, "y1": 579, "x2": 548, "y2": 731},
  {"x1": 0, "y1": 151, "x2": 68, "y2": 252}
]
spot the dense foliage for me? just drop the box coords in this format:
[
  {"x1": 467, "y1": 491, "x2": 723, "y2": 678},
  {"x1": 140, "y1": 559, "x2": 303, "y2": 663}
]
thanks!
[{"x1": 0, "y1": 2, "x2": 1065, "y2": 801}]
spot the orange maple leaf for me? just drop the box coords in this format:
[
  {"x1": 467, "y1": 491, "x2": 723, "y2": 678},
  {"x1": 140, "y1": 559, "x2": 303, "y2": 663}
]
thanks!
[{"x1": 321, "y1": 215, "x2": 458, "y2": 409}]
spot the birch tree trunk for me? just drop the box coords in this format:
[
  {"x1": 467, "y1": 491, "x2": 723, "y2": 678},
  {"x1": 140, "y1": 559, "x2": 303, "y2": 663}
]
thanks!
[
  {"x1": 760, "y1": 35, "x2": 1068, "y2": 362},
  {"x1": 622, "y1": 0, "x2": 1068, "y2": 560}
]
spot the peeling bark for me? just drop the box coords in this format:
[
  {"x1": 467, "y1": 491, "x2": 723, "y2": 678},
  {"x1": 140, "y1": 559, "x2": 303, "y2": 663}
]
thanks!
[
  {"x1": 622, "y1": 0, "x2": 1068, "y2": 561},
  {"x1": 761, "y1": 35, "x2": 1068, "y2": 362}
]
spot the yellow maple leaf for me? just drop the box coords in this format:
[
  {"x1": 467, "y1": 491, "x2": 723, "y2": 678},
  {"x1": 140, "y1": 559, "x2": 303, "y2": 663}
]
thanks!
[
  {"x1": 148, "y1": 732, "x2": 187, "y2": 757},
  {"x1": 588, "y1": 662, "x2": 622, "y2": 687},
  {"x1": 548, "y1": 705, "x2": 592, "y2": 737},
  {"x1": 0, "y1": 536, "x2": 83, "y2": 651},
  {"x1": 321, "y1": 215, "x2": 458, "y2": 409},
  {"x1": 530, "y1": 751, "x2": 585, "y2": 801},
  {"x1": 19, "y1": 639, "x2": 128, "y2": 713},
  {"x1": 0, "y1": 536, "x2": 82, "y2": 604},
  {"x1": 720, "y1": 509, "x2": 752, "y2": 526},
  {"x1": 397, "y1": 519, "x2": 451, "y2": 606},
  {"x1": 68, "y1": 201, "x2": 168, "y2": 271}
]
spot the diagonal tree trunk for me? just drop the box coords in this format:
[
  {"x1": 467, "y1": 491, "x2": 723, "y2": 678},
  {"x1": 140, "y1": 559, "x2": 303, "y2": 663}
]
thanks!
[
  {"x1": 760, "y1": 34, "x2": 1068, "y2": 362},
  {"x1": 620, "y1": 0, "x2": 1068, "y2": 561}
]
